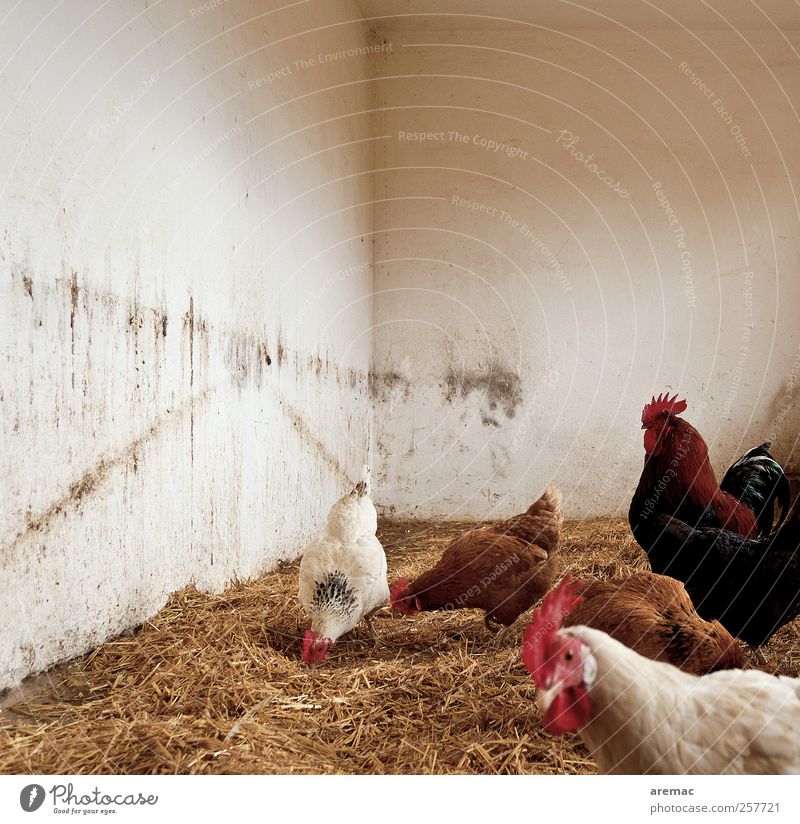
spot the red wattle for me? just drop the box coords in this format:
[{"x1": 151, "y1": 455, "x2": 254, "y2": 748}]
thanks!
[
  {"x1": 543, "y1": 686, "x2": 591, "y2": 734},
  {"x1": 643, "y1": 428, "x2": 662, "y2": 456}
]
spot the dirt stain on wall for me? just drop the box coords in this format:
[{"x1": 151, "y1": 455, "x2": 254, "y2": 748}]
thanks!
[
  {"x1": 369, "y1": 370, "x2": 411, "y2": 402},
  {"x1": 7, "y1": 275, "x2": 369, "y2": 567},
  {"x1": 6, "y1": 388, "x2": 214, "y2": 556},
  {"x1": 226, "y1": 331, "x2": 274, "y2": 388},
  {"x1": 276, "y1": 331, "x2": 287, "y2": 367},
  {"x1": 69, "y1": 272, "x2": 79, "y2": 338},
  {"x1": 277, "y1": 395, "x2": 349, "y2": 482},
  {"x1": 157, "y1": 310, "x2": 168, "y2": 342},
  {"x1": 444, "y1": 361, "x2": 523, "y2": 424}
]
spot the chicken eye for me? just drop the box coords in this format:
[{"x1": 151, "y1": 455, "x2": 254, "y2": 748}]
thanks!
[{"x1": 565, "y1": 649, "x2": 574, "y2": 661}]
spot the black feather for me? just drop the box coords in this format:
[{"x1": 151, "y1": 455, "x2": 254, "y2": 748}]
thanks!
[
  {"x1": 720, "y1": 442, "x2": 791, "y2": 536},
  {"x1": 629, "y1": 504, "x2": 800, "y2": 647},
  {"x1": 311, "y1": 570, "x2": 358, "y2": 617}
]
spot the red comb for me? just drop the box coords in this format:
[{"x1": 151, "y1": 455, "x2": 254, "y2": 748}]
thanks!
[
  {"x1": 522, "y1": 575, "x2": 584, "y2": 680},
  {"x1": 390, "y1": 577, "x2": 409, "y2": 606},
  {"x1": 641, "y1": 392, "x2": 687, "y2": 427},
  {"x1": 302, "y1": 629, "x2": 316, "y2": 661}
]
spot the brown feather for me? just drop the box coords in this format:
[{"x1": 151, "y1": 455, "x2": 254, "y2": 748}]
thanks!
[
  {"x1": 636, "y1": 415, "x2": 758, "y2": 538},
  {"x1": 564, "y1": 572, "x2": 744, "y2": 675},
  {"x1": 403, "y1": 487, "x2": 564, "y2": 626}
]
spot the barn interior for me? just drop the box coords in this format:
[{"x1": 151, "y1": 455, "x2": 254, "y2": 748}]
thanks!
[{"x1": 2, "y1": 0, "x2": 800, "y2": 774}]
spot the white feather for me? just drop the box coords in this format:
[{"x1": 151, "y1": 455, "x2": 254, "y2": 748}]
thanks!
[
  {"x1": 568, "y1": 626, "x2": 800, "y2": 775},
  {"x1": 298, "y1": 468, "x2": 389, "y2": 644}
]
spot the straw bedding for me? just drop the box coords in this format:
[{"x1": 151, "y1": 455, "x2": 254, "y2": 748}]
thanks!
[{"x1": 2, "y1": 518, "x2": 799, "y2": 775}]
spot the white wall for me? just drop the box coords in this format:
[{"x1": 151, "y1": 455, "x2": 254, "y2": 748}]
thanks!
[
  {"x1": 0, "y1": 0, "x2": 375, "y2": 688},
  {"x1": 5, "y1": 0, "x2": 800, "y2": 688},
  {"x1": 368, "y1": 7, "x2": 800, "y2": 519}
]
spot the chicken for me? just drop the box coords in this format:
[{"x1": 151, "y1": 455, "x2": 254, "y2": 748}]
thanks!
[
  {"x1": 630, "y1": 393, "x2": 789, "y2": 539},
  {"x1": 298, "y1": 465, "x2": 389, "y2": 665},
  {"x1": 630, "y1": 504, "x2": 800, "y2": 648},
  {"x1": 720, "y1": 442, "x2": 792, "y2": 536},
  {"x1": 563, "y1": 572, "x2": 743, "y2": 674},
  {"x1": 523, "y1": 577, "x2": 800, "y2": 774},
  {"x1": 391, "y1": 487, "x2": 562, "y2": 630}
]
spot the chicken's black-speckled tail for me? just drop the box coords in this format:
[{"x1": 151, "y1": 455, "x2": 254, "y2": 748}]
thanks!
[{"x1": 719, "y1": 442, "x2": 791, "y2": 536}]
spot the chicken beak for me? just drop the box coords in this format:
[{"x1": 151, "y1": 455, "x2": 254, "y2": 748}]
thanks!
[
  {"x1": 641, "y1": 423, "x2": 647, "y2": 429},
  {"x1": 536, "y1": 683, "x2": 562, "y2": 715}
]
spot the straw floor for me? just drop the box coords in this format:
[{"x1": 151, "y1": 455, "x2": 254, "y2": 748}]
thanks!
[{"x1": 2, "y1": 517, "x2": 799, "y2": 775}]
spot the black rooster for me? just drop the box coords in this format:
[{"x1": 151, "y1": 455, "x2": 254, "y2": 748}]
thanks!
[
  {"x1": 631, "y1": 505, "x2": 800, "y2": 648},
  {"x1": 719, "y1": 441, "x2": 791, "y2": 536}
]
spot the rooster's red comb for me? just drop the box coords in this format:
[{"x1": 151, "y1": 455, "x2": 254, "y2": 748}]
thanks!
[
  {"x1": 522, "y1": 575, "x2": 584, "y2": 682},
  {"x1": 641, "y1": 392, "x2": 687, "y2": 427}
]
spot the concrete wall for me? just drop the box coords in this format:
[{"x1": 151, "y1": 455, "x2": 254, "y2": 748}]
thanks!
[
  {"x1": 5, "y1": 0, "x2": 800, "y2": 688},
  {"x1": 1, "y1": 0, "x2": 375, "y2": 688},
  {"x1": 369, "y1": 8, "x2": 800, "y2": 519}
]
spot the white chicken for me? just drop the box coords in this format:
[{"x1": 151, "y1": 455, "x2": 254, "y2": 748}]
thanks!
[
  {"x1": 523, "y1": 577, "x2": 800, "y2": 774},
  {"x1": 298, "y1": 465, "x2": 389, "y2": 666}
]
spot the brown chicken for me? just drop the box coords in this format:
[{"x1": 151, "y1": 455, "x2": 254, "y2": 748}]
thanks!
[
  {"x1": 563, "y1": 572, "x2": 743, "y2": 675},
  {"x1": 391, "y1": 487, "x2": 563, "y2": 628}
]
